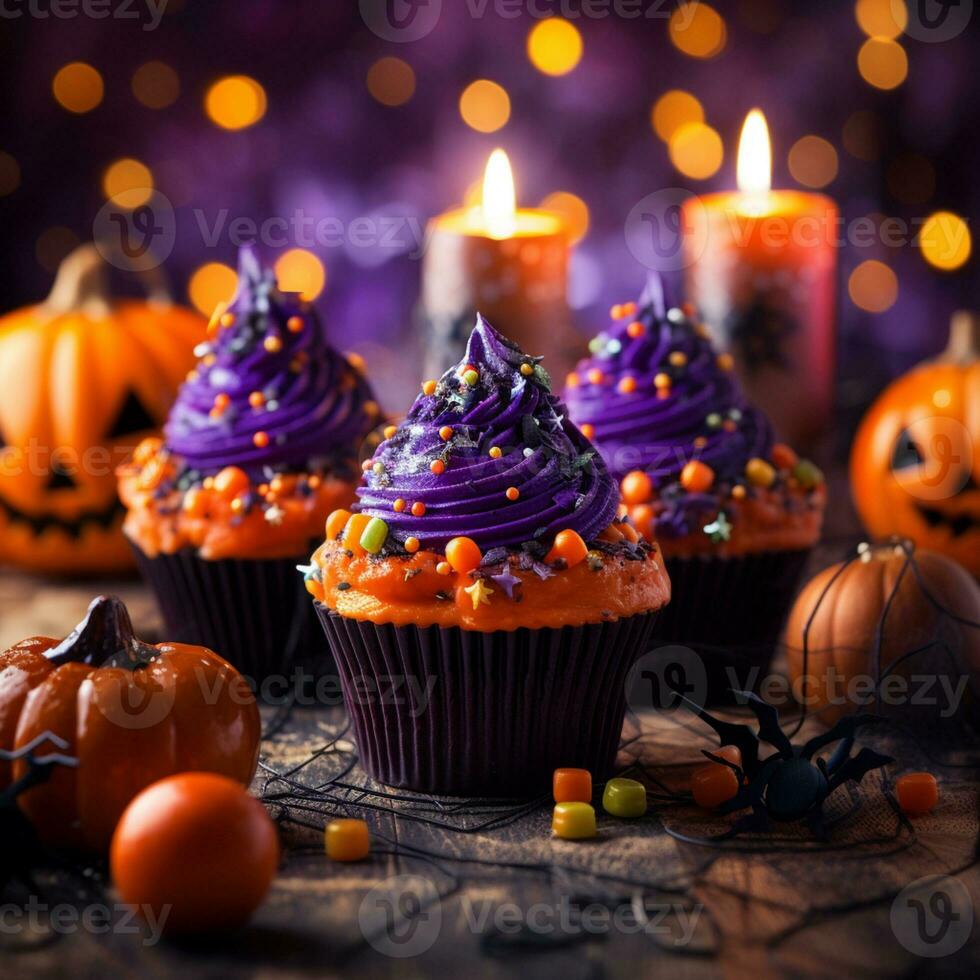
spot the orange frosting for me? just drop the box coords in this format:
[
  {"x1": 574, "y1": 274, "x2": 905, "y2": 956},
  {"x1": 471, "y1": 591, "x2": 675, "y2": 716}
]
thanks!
[
  {"x1": 309, "y1": 538, "x2": 671, "y2": 631},
  {"x1": 625, "y1": 483, "x2": 825, "y2": 558},
  {"x1": 118, "y1": 447, "x2": 357, "y2": 560}
]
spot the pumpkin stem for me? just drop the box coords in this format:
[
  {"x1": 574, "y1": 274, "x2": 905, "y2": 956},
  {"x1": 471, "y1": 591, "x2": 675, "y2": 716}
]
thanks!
[
  {"x1": 41, "y1": 244, "x2": 112, "y2": 320},
  {"x1": 44, "y1": 595, "x2": 155, "y2": 670},
  {"x1": 938, "y1": 310, "x2": 980, "y2": 366}
]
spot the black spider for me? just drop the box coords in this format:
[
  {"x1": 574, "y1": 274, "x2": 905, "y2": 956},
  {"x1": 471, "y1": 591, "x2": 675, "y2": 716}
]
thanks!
[
  {"x1": 682, "y1": 692, "x2": 893, "y2": 839},
  {"x1": 0, "y1": 734, "x2": 78, "y2": 888}
]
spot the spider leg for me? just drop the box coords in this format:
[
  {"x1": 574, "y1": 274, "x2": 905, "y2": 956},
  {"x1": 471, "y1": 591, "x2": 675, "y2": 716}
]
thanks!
[
  {"x1": 674, "y1": 692, "x2": 762, "y2": 773},
  {"x1": 826, "y1": 747, "x2": 893, "y2": 794},
  {"x1": 734, "y1": 691, "x2": 794, "y2": 757},
  {"x1": 800, "y1": 714, "x2": 883, "y2": 759},
  {"x1": 825, "y1": 734, "x2": 854, "y2": 775}
]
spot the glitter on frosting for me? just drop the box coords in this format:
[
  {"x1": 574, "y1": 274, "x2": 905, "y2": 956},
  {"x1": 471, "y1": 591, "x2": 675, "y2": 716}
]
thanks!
[
  {"x1": 165, "y1": 246, "x2": 376, "y2": 478},
  {"x1": 355, "y1": 315, "x2": 619, "y2": 551},
  {"x1": 563, "y1": 277, "x2": 774, "y2": 538}
]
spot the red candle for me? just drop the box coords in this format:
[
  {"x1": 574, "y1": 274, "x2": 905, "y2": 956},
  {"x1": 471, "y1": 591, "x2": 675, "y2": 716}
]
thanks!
[{"x1": 682, "y1": 111, "x2": 838, "y2": 451}]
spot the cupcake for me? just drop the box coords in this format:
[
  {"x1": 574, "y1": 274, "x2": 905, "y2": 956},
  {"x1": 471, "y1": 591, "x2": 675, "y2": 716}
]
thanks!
[
  {"x1": 563, "y1": 280, "x2": 825, "y2": 699},
  {"x1": 119, "y1": 246, "x2": 380, "y2": 680},
  {"x1": 306, "y1": 316, "x2": 671, "y2": 796}
]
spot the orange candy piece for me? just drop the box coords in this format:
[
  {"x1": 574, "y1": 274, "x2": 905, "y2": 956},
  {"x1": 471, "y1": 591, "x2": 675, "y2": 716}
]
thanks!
[
  {"x1": 621, "y1": 470, "x2": 652, "y2": 505},
  {"x1": 896, "y1": 772, "x2": 938, "y2": 816},
  {"x1": 342, "y1": 513, "x2": 373, "y2": 554},
  {"x1": 214, "y1": 466, "x2": 249, "y2": 499},
  {"x1": 691, "y1": 762, "x2": 740, "y2": 809},
  {"x1": 324, "y1": 819, "x2": 370, "y2": 861},
  {"x1": 553, "y1": 768, "x2": 592, "y2": 803},
  {"x1": 680, "y1": 460, "x2": 715, "y2": 493},
  {"x1": 445, "y1": 536, "x2": 482, "y2": 574},
  {"x1": 771, "y1": 442, "x2": 799, "y2": 471},
  {"x1": 546, "y1": 529, "x2": 588, "y2": 567},
  {"x1": 325, "y1": 509, "x2": 351, "y2": 540}
]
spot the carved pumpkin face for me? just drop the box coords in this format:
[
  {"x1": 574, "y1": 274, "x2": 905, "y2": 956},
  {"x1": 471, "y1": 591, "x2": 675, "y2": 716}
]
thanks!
[
  {"x1": 0, "y1": 246, "x2": 203, "y2": 575},
  {"x1": 851, "y1": 313, "x2": 980, "y2": 578}
]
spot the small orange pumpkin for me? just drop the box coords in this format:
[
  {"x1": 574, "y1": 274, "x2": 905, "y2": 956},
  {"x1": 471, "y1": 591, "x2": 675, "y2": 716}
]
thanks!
[
  {"x1": 0, "y1": 595, "x2": 261, "y2": 851},
  {"x1": 0, "y1": 245, "x2": 203, "y2": 575},
  {"x1": 784, "y1": 543, "x2": 980, "y2": 726},
  {"x1": 851, "y1": 312, "x2": 980, "y2": 577}
]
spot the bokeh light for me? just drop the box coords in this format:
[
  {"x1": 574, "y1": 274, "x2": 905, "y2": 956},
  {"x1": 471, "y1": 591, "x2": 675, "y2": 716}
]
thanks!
[
  {"x1": 459, "y1": 80, "x2": 511, "y2": 133},
  {"x1": 102, "y1": 158, "x2": 154, "y2": 209},
  {"x1": 132, "y1": 61, "x2": 180, "y2": 109},
  {"x1": 919, "y1": 211, "x2": 971, "y2": 271},
  {"x1": 205, "y1": 75, "x2": 267, "y2": 130},
  {"x1": 886, "y1": 153, "x2": 935, "y2": 205},
  {"x1": 188, "y1": 262, "x2": 237, "y2": 316},
  {"x1": 0, "y1": 152, "x2": 20, "y2": 197},
  {"x1": 52, "y1": 62, "x2": 104, "y2": 114},
  {"x1": 540, "y1": 191, "x2": 590, "y2": 244},
  {"x1": 669, "y1": 3, "x2": 727, "y2": 59},
  {"x1": 787, "y1": 135, "x2": 839, "y2": 188},
  {"x1": 366, "y1": 57, "x2": 416, "y2": 107},
  {"x1": 527, "y1": 18, "x2": 583, "y2": 76},
  {"x1": 842, "y1": 109, "x2": 882, "y2": 161},
  {"x1": 651, "y1": 90, "x2": 704, "y2": 142},
  {"x1": 848, "y1": 260, "x2": 898, "y2": 312},
  {"x1": 668, "y1": 122, "x2": 724, "y2": 180},
  {"x1": 857, "y1": 37, "x2": 908, "y2": 90},
  {"x1": 854, "y1": 0, "x2": 907, "y2": 39},
  {"x1": 274, "y1": 249, "x2": 327, "y2": 301},
  {"x1": 35, "y1": 226, "x2": 79, "y2": 272}
]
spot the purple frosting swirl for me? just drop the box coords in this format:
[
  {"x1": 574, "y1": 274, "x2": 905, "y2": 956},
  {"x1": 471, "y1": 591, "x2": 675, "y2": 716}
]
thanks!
[
  {"x1": 563, "y1": 278, "x2": 773, "y2": 537},
  {"x1": 165, "y1": 247, "x2": 376, "y2": 479},
  {"x1": 356, "y1": 316, "x2": 618, "y2": 551}
]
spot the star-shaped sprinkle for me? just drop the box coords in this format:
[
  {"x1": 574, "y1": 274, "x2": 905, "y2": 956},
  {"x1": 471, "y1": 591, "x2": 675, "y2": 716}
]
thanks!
[
  {"x1": 264, "y1": 504, "x2": 285, "y2": 526},
  {"x1": 464, "y1": 578, "x2": 494, "y2": 610},
  {"x1": 295, "y1": 562, "x2": 318, "y2": 581},
  {"x1": 703, "y1": 512, "x2": 732, "y2": 543},
  {"x1": 490, "y1": 569, "x2": 521, "y2": 599}
]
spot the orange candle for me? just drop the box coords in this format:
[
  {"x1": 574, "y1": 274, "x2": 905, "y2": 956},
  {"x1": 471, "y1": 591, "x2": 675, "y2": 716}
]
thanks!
[
  {"x1": 422, "y1": 149, "x2": 571, "y2": 378},
  {"x1": 682, "y1": 111, "x2": 838, "y2": 450}
]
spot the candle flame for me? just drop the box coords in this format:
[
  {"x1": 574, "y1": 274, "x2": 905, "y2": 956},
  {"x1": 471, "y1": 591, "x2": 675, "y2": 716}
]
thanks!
[
  {"x1": 736, "y1": 109, "x2": 771, "y2": 196},
  {"x1": 482, "y1": 148, "x2": 517, "y2": 239}
]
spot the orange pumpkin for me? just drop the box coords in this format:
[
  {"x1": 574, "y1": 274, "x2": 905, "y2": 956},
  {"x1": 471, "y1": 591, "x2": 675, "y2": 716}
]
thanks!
[
  {"x1": 784, "y1": 543, "x2": 980, "y2": 726},
  {"x1": 0, "y1": 595, "x2": 261, "y2": 851},
  {"x1": 0, "y1": 245, "x2": 203, "y2": 575},
  {"x1": 851, "y1": 312, "x2": 980, "y2": 577}
]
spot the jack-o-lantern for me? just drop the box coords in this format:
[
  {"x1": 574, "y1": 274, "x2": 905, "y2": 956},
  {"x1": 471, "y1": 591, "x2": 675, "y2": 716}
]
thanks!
[
  {"x1": 0, "y1": 245, "x2": 203, "y2": 575},
  {"x1": 851, "y1": 312, "x2": 980, "y2": 577}
]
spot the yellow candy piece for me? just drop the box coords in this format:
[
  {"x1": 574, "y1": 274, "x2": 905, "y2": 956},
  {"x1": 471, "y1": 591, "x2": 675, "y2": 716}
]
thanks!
[
  {"x1": 552, "y1": 801, "x2": 597, "y2": 840},
  {"x1": 602, "y1": 778, "x2": 647, "y2": 818},
  {"x1": 745, "y1": 457, "x2": 776, "y2": 488},
  {"x1": 325, "y1": 819, "x2": 370, "y2": 861}
]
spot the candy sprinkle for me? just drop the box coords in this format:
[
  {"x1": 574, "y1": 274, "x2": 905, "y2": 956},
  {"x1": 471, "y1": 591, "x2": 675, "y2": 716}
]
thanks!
[
  {"x1": 436, "y1": 561, "x2": 452, "y2": 575},
  {"x1": 249, "y1": 391, "x2": 265, "y2": 408},
  {"x1": 393, "y1": 498, "x2": 407, "y2": 513},
  {"x1": 404, "y1": 536, "x2": 420, "y2": 553},
  {"x1": 411, "y1": 501, "x2": 426, "y2": 517},
  {"x1": 580, "y1": 423, "x2": 595, "y2": 439},
  {"x1": 359, "y1": 517, "x2": 389, "y2": 554},
  {"x1": 253, "y1": 431, "x2": 270, "y2": 449},
  {"x1": 422, "y1": 380, "x2": 437, "y2": 396},
  {"x1": 439, "y1": 426, "x2": 453, "y2": 441},
  {"x1": 384, "y1": 424, "x2": 398, "y2": 439},
  {"x1": 430, "y1": 459, "x2": 446, "y2": 475},
  {"x1": 264, "y1": 336, "x2": 283, "y2": 353},
  {"x1": 489, "y1": 446, "x2": 503, "y2": 459},
  {"x1": 520, "y1": 362, "x2": 534, "y2": 377},
  {"x1": 462, "y1": 368, "x2": 479, "y2": 386},
  {"x1": 464, "y1": 578, "x2": 494, "y2": 609},
  {"x1": 505, "y1": 486, "x2": 520, "y2": 501},
  {"x1": 287, "y1": 316, "x2": 304, "y2": 333}
]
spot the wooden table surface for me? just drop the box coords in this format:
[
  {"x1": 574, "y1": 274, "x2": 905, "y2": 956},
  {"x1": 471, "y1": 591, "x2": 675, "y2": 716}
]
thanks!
[{"x1": 2, "y1": 472, "x2": 978, "y2": 979}]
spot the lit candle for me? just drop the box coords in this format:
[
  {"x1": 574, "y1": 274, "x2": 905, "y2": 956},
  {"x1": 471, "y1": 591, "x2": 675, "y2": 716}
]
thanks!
[
  {"x1": 681, "y1": 110, "x2": 838, "y2": 451},
  {"x1": 421, "y1": 149, "x2": 571, "y2": 378}
]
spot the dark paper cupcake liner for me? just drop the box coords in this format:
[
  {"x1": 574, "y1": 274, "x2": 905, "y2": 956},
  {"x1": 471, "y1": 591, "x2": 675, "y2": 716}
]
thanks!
[
  {"x1": 315, "y1": 605, "x2": 659, "y2": 797},
  {"x1": 132, "y1": 544, "x2": 330, "y2": 689},
  {"x1": 652, "y1": 549, "x2": 811, "y2": 703}
]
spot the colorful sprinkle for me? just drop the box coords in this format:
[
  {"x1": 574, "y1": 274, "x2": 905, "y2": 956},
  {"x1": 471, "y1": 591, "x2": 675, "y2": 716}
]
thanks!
[
  {"x1": 439, "y1": 426, "x2": 453, "y2": 441},
  {"x1": 219, "y1": 312, "x2": 236, "y2": 328},
  {"x1": 731, "y1": 484, "x2": 747, "y2": 500},
  {"x1": 253, "y1": 431, "x2": 270, "y2": 449},
  {"x1": 326, "y1": 509, "x2": 351, "y2": 540},
  {"x1": 489, "y1": 446, "x2": 503, "y2": 459},
  {"x1": 214, "y1": 466, "x2": 249, "y2": 499},
  {"x1": 609, "y1": 303, "x2": 624, "y2": 319},
  {"x1": 249, "y1": 391, "x2": 265, "y2": 408},
  {"x1": 446, "y1": 536, "x2": 482, "y2": 573},
  {"x1": 359, "y1": 517, "x2": 389, "y2": 554},
  {"x1": 618, "y1": 376, "x2": 637, "y2": 394},
  {"x1": 587, "y1": 368, "x2": 604, "y2": 385},
  {"x1": 464, "y1": 578, "x2": 494, "y2": 609},
  {"x1": 792, "y1": 459, "x2": 824, "y2": 490},
  {"x1": 462, "y1": 368, "x2": 479, "y2": 386},
  {"x1": 745, "y1": 457, "x2": 776, "y2": 488},
  {"x1": 621, "y1": 301, "x2": 637, "y2": 318},
  {"x1": 404, "y1": 536, "x2": 420, "y2": 553},
  {"x1": 436, "y1": 561, "x2": 452, "y2": 576},
  {"x1": 393, "y1": 498, "x2": 407, "y2": 513},
  {"x1": 681, "y1": 460, "x2": 715, "y2": 493},
  {"x1": 565, "y1": 372, "x2": 580, "y2": 388},
  {"x1": 505, "y1": 486, "x2": 520, "y2": 501},
  {"x1": 230, "y1": 497, "x2": 245, "y2": 516},
  {"x1": 383, "y1": 424, "x2": 397, "y2": 439},
  {"x1": 287, "y1": 315, "x2": 304, "y2": 333},
  {"x1": 264, "y1": 336, "x2": 283, "y2": 353},
  {"x1": 520, "y1": 362, "x2": 534, "y2": 377},
  {"x1": 430, "y1": 459, "x2": 446, "y2": 475},
  {"x1": 422, "y1": 379, "x2": 437, "y2": 396},
  {"x1": 771, "y1": 443, "x2": 799, "y2": 470},
  {"x1": 717, "y1": 353, "x2": 735, "y2": 371},
  {"x1": 580, "y1": 423, "x2": 595, "y2": 439},
  {"x1": 668, "y1": 351, "x2": 688, "y2": 367},
  {"x1": 546, "y1": 529, "x2": 588, "y2": 568},
  {"x1": 621, "y1": 470, "x2": 652, "y2": 505},
  {"x1": 706, "y1": 413, "x2": 723, "y2": 429},
  {"x1": 654, "y1": 372, "x2": 671, "y2": 389},
  {"x1": 626, "y1": 320, "x2": 645, "y2": 339},
  {"x1": 411, "y1": 501, "x2": 426, "y2": 517}
]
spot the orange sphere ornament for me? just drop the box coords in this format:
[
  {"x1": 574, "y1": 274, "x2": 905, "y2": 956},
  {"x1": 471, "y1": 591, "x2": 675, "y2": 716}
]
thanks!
[
  {"x1": 0, "y1": 245, "x2": 203, "y2": 574},
  {"x1": 111, "y1": 773, "x2": 279, "y2": 934},
  {"x1": 0, "y1": 596, "x2": 261, "y2": 851},
  {"x1": 851, "y1": 312, "x2": 980, "y2": 577}
]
